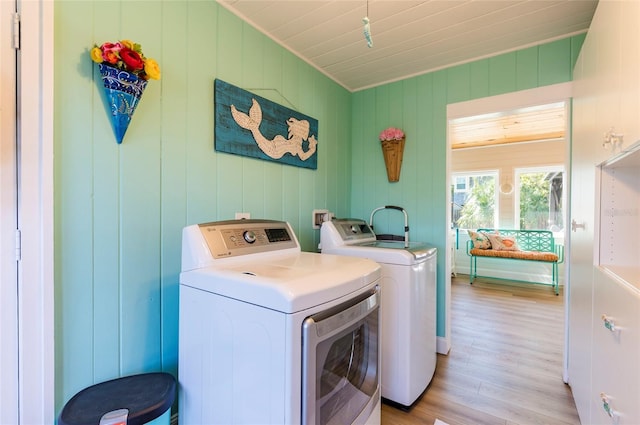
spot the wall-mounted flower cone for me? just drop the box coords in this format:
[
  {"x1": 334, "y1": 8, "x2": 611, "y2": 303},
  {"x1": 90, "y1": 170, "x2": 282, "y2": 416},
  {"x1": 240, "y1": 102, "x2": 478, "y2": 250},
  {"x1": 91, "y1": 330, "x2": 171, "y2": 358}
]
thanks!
[
  {"x1": 98, "y1": 63, "x2": 148, "y2": 144},
  {"x1": 381, "y1": 137, "x2": 405, "y2": 182}
]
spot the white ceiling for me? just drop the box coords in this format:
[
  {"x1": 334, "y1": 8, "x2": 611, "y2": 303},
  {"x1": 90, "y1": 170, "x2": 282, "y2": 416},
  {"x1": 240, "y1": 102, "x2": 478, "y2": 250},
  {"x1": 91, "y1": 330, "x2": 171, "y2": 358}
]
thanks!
[{"x1": 218, "y1": 0, "x2": 598, "y2": 92}]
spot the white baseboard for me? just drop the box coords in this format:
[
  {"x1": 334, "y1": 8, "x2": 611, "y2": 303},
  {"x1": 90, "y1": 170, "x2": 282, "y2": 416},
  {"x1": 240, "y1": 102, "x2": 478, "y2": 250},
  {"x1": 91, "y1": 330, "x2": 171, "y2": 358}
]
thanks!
[
  {"x1": 454, "y1": 263, "x2": 557, "y2": 284},
  {"x1": 436, "y1": 336, "x2": 450, "y2": 355}
]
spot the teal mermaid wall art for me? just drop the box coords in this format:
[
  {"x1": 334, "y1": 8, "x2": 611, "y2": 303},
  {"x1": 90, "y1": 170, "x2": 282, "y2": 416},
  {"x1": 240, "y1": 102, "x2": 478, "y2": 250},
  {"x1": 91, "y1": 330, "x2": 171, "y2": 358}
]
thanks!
[{"x1": 214, "y1": 79, "x2": 318, "y2": 169}]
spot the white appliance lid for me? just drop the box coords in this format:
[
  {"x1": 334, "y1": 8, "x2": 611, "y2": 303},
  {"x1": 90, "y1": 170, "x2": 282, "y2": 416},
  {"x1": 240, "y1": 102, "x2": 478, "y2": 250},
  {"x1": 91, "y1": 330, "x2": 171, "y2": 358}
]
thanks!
[
  {"x1": 180, "y1": 251, "x2": 380, "y2": 313},
  {"x1": 320, "y1": 219, "x2": 436, "y2": 265}
]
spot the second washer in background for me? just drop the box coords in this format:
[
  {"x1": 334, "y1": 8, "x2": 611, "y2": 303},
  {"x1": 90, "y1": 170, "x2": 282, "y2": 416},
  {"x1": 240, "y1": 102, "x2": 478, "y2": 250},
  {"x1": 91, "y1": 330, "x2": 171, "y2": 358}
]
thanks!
[{"x1": 320, "y1": 217, "x2": 437, "y2": 409}]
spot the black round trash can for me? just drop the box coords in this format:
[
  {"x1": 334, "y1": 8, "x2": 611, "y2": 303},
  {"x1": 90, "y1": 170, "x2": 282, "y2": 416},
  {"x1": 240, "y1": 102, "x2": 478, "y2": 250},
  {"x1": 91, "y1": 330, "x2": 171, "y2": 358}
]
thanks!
[{"x1": 58, "y1": 372, "x2": 176, "y2": 425}]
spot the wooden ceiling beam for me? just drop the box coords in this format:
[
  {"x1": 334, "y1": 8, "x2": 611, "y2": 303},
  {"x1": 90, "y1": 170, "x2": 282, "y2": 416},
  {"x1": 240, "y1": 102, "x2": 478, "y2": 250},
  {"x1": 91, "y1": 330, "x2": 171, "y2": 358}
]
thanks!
[{"x1": 452, "y1": 131, "x2": 565, "y2": 150}]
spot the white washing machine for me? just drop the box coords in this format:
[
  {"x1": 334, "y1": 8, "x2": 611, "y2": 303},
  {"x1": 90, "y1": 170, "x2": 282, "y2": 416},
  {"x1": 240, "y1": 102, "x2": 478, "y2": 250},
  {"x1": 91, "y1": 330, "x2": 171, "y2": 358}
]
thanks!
[
  {"x1": 179, "y1": 219, "x2": 382, "y2": 425},
  {"x1": 320, "y1": 217, "x2": 437, "y2": 409}
]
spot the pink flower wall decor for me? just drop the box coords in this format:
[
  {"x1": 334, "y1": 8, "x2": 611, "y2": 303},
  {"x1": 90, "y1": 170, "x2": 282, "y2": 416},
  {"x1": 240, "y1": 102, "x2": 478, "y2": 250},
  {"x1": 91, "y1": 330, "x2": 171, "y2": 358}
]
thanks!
[
  {"x1": 379, "y1": 127, "x2": 406, "y2": 182},
  {"x1": 379, "y1": 127, "x2": 405, "y2": 141}
]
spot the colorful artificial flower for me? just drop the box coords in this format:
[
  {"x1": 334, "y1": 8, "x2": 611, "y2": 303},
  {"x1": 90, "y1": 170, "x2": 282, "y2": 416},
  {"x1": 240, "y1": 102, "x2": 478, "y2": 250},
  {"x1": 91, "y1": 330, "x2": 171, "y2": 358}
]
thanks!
[
  {"x1": 144, "y1": 58, "x2": 161, "y2": 80},
  {"x1": 379, "y1": 127, "x2": 405, "y2": 141},
  {"x1": 90, "y1": 39, "x2": 161, "y2": 81},
  {"x1": 120, "y1": 47, "x2": 145, "y2": 71}
]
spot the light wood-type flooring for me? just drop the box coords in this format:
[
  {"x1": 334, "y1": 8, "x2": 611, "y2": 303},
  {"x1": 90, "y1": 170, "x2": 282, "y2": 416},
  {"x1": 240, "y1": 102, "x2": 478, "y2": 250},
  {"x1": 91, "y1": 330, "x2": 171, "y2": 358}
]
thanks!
[{"x1": 381, "y1": 276, "x2": 580, "y2": 425}]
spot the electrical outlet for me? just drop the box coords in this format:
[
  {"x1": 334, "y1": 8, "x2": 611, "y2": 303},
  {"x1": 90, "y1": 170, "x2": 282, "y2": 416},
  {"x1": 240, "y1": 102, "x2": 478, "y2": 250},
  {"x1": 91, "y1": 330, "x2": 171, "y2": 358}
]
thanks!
[
  {"x1": 312, "y1": 209, "x2": 329, "y2": 229},
  {"x1": 235, "y1": 212, "x2": 250, "y2": 220}
]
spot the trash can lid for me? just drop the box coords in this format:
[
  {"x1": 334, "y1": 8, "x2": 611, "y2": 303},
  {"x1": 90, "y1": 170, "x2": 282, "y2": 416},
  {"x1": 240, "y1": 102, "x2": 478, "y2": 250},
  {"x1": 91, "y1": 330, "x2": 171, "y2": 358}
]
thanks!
[{"x1": 58, "y1": 372, "x2": 176, "y2": 425}]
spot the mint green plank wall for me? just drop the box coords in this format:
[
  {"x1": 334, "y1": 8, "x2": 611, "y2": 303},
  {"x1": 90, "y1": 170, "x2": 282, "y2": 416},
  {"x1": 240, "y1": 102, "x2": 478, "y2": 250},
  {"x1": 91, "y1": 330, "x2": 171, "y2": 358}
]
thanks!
[
  {"x1": 53, "y1": 0, "x2": 352, "y2": 415},
  {"x1": 350, "y1": 34, "x2": 586, "y2": 338}
]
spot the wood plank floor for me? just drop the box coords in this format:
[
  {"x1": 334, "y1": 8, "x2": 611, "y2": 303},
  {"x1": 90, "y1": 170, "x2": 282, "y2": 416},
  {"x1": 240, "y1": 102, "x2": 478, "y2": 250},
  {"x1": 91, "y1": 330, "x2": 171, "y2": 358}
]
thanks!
[{"x1": 381, "y1": 276, "x2": 580, "y2": 425}]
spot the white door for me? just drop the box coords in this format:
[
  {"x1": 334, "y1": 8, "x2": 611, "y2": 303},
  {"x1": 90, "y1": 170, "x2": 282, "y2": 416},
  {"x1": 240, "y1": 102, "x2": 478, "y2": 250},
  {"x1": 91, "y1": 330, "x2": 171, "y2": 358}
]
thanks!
[
  {"x1": 0, "y1": 0, "x2": 19, "y2": 423},
  {"x1": 2, "y1": 2, "x2": 54, "y2": 422}
]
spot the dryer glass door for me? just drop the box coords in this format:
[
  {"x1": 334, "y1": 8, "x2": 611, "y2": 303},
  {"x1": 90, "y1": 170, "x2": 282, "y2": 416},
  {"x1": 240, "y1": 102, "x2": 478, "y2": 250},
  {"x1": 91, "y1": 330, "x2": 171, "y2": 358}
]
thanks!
[{"x1": 302, "y1": 287, "x2": 380, "y2": 425}]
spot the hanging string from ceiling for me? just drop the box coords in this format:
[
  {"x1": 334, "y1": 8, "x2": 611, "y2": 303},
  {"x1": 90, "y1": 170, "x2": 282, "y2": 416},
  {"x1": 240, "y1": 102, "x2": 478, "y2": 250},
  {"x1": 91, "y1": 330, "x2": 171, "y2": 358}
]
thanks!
[{"x1": 363, "y1": 0, "x2": 373, "y2": 48}]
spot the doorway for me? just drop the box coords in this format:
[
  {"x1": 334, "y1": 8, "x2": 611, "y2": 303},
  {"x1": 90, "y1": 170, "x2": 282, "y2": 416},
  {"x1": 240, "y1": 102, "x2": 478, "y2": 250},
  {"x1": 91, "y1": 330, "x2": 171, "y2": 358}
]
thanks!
[{"x1": 445, "y1": 82, "x2": 573, "y2": 378}]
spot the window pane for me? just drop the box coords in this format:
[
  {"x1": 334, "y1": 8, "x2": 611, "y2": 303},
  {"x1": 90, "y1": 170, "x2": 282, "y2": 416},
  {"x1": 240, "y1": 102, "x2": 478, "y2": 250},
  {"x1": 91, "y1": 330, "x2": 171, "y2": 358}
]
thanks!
[
  {"x1": 518, "y1": 171, "x2": 564, "y2": 231},
  {"x1": 451, "y1": 173, "x2": 496, "y2": 229}
]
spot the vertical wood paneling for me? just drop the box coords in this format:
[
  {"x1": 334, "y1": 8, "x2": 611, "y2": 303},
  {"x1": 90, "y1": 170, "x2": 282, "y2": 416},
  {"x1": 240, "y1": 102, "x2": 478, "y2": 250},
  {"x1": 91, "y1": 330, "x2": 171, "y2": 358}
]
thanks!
[
  {"x1": 118, "y1": 1, "x2": 163, "y2": 375},
  {"x1": 312, "y1": 76, "x2": 328, "y2": 238},
  {"x1": 55, "y1": 0, "x2": 353, "y2": 415},
  {"x1": 280, "y1": 52, "x2": 301, "y2": 231},
  {"x1": 447, "y1": 64, "x2": 471, "y2": 104},
  {"x1": 215, "y1": 8, "x2": 244, "y2": 221},
  {"x1": 240, "y1": 23, "x2": 267, "y2": 219},
  {"x1": 324, "y1": 85, "x2": 338, "y2": 210},
  {"x1": 337, "y1": 89, "x2": 353, "y2": 217},
  {"x1": 55, "y1": 0, "x2": 96, "y2": 407},
  {"x1": 262, "y1": 39, "x2": 285, "y2": 221},
  {"x1": 489, "y1": 52, "x2": 517, "y2": 95},
  {"x1": 185, "y1": 1, "x2": 218, "y2": 225},
  {"x1": 415, "y1": 73, "x2": 434, "y2": 241},
  {"x1": 296, "y1": 64, "x2": 316, "y2": 249},
  {"x1": 516, "y1": 46, "x2": 539, "y2": 90},
  {"x1": 431, "y1": 69, "x2": 449, "y2": 337},
  {"x1": 469, "y1": 61, "x2": 489, "y2": 99},
  {"x1": 385, "y1": 81, "x2": 404, "y2": 215},
  {"x1": 350, "y1": 92, "x2": 366, "y2": 220},
  {"x1": 160, "y1": 0, "x2": 189, "y2": 380},
  {"x1": 91, "y1": 0, "x2": 123, "y2": 385},
  {"x1": 400, "y1": 78, "x2": 418, "y2": 218},
  {"x1": 373, "y1": 85, "x2": 390, "y2": 215},
  {"x1": 539, "y1": 38, "x2": 572, "y2": 87}
]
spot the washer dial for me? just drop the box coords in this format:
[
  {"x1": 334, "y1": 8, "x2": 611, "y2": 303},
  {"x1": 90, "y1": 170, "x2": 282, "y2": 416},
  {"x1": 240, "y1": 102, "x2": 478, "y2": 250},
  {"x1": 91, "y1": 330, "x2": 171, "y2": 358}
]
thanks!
[{"x1": 243, "y1": 230, "x2": 257, "y2": 244}]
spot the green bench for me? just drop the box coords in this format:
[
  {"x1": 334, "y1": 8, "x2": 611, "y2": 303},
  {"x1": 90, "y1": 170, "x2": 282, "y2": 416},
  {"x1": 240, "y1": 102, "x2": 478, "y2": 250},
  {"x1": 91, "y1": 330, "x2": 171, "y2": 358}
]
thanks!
[{"x1": 466, "y1": 229, "x2": 564, "y2": 295}]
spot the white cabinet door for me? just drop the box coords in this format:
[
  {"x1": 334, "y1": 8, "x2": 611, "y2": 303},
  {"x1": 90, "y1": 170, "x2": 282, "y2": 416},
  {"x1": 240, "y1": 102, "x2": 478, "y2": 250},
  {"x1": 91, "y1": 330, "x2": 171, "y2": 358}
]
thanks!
[
  {"x1": 591, "y1": 268, "x2": 640, "y2": 425},
  {"x1": 570, "y1": 2, "x2": 640, "y2": 423},
  {"x1": 568, "y1": 31, "x2": 598, "y2": 425}
]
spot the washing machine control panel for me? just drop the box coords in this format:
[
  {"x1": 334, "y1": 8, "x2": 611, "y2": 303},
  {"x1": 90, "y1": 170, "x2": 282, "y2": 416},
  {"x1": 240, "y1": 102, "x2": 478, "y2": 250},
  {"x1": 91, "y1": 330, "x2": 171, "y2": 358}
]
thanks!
[
  {"x1": 198, "y1": 219, "x2": 299, "y2": 259},
  {"x1": 332, "y1": 219, "x2": 376, "y2": 242}
]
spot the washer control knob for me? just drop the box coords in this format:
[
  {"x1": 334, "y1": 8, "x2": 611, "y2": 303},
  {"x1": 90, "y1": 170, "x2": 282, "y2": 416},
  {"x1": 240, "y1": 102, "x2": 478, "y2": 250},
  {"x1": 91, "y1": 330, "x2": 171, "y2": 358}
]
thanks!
[
  {"x1": 350, "y1": 225, "x2": 359, "y2": 234},
  {"x1": 243, "y1": 230, "x2": 257, "y2": 244}
]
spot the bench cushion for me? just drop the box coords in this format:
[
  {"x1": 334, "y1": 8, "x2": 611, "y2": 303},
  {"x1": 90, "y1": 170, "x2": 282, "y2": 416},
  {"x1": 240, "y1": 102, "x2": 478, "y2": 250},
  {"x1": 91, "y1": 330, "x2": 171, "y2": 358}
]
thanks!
[{"x1": 469, "y1": 248, "x2": 559, "y2": 262}]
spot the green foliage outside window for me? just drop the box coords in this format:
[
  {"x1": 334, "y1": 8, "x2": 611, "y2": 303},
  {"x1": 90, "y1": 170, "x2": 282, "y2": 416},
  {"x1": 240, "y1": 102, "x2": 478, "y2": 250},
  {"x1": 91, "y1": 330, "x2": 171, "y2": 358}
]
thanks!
[
  {"x1": 519, "y1": 172, "x2": 563, "y2": 230},
  {"x1": 456, "y1": 175, "x2": 495, "y2": 229},
  {"x1": 452, "y1": 171, "x2": 563, "y2": 231}
]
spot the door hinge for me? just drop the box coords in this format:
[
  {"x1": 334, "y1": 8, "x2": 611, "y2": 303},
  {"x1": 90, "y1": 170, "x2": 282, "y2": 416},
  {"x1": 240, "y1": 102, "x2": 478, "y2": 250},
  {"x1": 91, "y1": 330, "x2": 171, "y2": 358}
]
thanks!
[
  {"x1": 12, "y1": 13, "x2": 20, "y2": 50},
  {"x1": 15, "y1": 229, "x2": 21, "y2": 261}
]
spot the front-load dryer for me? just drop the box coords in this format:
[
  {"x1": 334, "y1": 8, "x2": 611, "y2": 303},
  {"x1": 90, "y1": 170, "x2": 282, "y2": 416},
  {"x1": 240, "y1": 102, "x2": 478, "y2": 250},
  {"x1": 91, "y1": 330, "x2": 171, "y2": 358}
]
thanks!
[
  {"x1": 179, "y1": 219, "x2": 382, "y2": 425},
  {"x1": 320, "y1": 218, "x2": 437, "y2": 409}
]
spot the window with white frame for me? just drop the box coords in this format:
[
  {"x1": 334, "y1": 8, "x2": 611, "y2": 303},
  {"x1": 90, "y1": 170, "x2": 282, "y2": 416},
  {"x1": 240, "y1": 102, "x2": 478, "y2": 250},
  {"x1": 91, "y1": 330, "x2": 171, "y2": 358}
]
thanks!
[
  {"x1": 451, "y1": 171, "x2": 498, "y2": 229},
  {"x1": 515, "y1": 166, "x2": 565, "y2": 232}
]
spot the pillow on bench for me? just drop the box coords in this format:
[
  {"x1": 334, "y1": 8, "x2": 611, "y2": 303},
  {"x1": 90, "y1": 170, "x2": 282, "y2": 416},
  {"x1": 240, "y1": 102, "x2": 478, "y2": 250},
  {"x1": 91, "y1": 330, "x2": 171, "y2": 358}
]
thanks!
[
  {"x1": 485, "y1": 233, "x2": 520, "y2": 251},
  {"x1": 467, "y1": 230, "x2": 491, "y2": 249},
  {"x1": 467, "y1": 230, "x2": 520, "y2": 251}
]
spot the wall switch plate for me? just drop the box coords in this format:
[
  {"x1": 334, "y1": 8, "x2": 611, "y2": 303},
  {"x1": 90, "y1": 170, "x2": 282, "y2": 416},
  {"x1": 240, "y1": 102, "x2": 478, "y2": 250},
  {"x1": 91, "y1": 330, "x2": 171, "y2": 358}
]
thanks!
[
  {"x1": 235, "y1": 212, "x2": 250, "y2": 220},
  {"x1": 312, "y1": 209, "x2": 329, "y2": 229}
]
